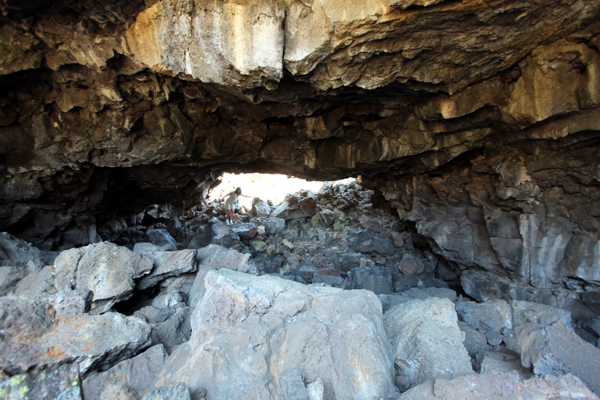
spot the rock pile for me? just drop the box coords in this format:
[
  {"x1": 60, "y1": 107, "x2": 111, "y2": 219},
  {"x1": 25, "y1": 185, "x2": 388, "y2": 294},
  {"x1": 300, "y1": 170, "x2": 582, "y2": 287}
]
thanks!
[{"x1": 1, "y1": 182, "x2": 599, "y2": 399}]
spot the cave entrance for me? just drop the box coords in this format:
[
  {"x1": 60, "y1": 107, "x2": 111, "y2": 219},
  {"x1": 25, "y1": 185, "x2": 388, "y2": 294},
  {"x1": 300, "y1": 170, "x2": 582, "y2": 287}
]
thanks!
[{"x1": 207, "y1": 172, "x2": 355, "y2": 211}]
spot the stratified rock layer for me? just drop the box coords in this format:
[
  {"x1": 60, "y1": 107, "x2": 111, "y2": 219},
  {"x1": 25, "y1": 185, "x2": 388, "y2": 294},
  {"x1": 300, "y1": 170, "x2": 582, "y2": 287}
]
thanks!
[{"x1": 0, "y1": 0, "x2": 599, "y2": 315}]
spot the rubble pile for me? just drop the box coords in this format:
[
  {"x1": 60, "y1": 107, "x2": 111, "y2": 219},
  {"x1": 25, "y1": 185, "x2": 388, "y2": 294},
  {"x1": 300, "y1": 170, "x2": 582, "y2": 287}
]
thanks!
[{"x1": 0, "y1": 182, "x2": 599, "y2": 399}]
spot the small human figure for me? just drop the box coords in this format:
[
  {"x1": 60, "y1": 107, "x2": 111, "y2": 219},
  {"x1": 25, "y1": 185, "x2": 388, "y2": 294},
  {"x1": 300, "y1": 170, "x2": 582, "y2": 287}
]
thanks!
[{"x1": 223, "y1": 187, "x2": 250, "y2": 225}]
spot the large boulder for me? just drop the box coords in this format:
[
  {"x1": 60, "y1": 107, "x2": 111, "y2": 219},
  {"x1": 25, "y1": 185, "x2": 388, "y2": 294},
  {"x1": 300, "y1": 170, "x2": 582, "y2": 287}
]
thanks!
[
  {"x1": 383, "y1": 297, "x2": 473, "y2": 391},
  {"x1": 0, "y1": 232, "x2": 53, "y2": 296},
  {"x1": 134, "y1": 249, "x2": 197, "y2": 290},
  {"x1": 153, "y1": 269, "x2": 397, "y2": 398},
  {"x1": 83, "y1": 345, "x2": 168, "y2": 400},
  {"x1": 0, "y1": 295, "x2": 151, "y2": 376},
  {"x1": 349, "y1": 266, "x2": 393, "y2": 295},
  {"x1": 517, "y1": 321, "x2": 600, "y2": 396},
  {"x1": 399, "y1": 371, "x2": 597, "y2": 400},
  {"x1": 510, "y1": 300, "x2": 572, "y2": 329},
  {"x1": 54, "y1": 242, "x2": 153, "y2": 313},
  {"x1": 0, "y1": 363, "x2": 82, "y2": 400}
]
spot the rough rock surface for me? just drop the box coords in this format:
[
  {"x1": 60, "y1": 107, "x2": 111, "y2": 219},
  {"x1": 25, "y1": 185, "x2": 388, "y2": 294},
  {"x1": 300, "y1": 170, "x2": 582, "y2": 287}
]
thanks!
[
  {"x1": 0, "y1": 4, "x2": 599, "y2": 324},
  {"x1": 399, "y1": 371, "x2": 598, "y2": 400},
  {"x1": 383, "y1": 297, "x2": 473, "y2": 391},
  {"x1": 153, "y1": 268, "x2": 397, "y2": 399},
  {"x1": 55, "y1": 242, "x2": 153, "y2": 313},
  {"x1": 517, "y1": 321, "x2": 600, "y2": 396},
  {"x1": 0, "y1": 363, "x2": 82, "y2": 400},
  {"x1": 83, "y1": 345, "x2": 168, "y2": 400},
  {"x1": 0, "y1": 295, "x2": 151, "y2": 376}
]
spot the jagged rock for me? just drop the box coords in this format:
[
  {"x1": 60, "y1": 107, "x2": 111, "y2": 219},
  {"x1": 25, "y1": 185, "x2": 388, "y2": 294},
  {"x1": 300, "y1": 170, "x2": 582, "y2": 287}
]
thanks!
[
  {"x1": 456, "y1": 299, "x2": 512, "y2": 333},
  {"x1": 379, "y1": 287, "x2": 458, "y2": 312},
  {"x1": 151, "y1": 307, "x2": 192, "y2": 353},
  {"x1": 99, "y1": 383, "x2": 140, "y2": 400},
  {"x1": 346, "y1": 229, "x2": 395, "y2": 256},
  {"x1": 188, "y1": 265, "x2": 215, "y2": 309},
  {"x1": 151, "y1": 291, "x2": 185, "y2": 309},
  {"x1": 480, "y1": 350, "x2": 532, "y2": 380},
  {"x1": 145, "y1": 229, "x2": 177, "y2": 251},
  {"x1": 196, "y1": 244, "x2": 256, "y2": 274},
  {"x1": 510, "y1": 300, "x2": 572, "y2": 329},
  {"x1": 154, "y1": 269, "x2": 397, "y2": 398},
  {"x1": 0, "y1": 295, "x2": 151, "y2": 376},
  {"x1": 250, "y1": 198, "x2": 272, "y2": 218},
  {"x1": 54, "y1": 242, "x2": 153, "y2": 313},
  {"x1": 0, "y1": 232, "x2": 51, "y2": 295},
  {"x1": 231, "y1": 223, "x2": 258, "y2": 240},
  {"x1": 584, "y1": 316, "x2": 600, "y2": 338},
  {"x1": 141, "y1": 383, "x2": 191, "y2": 400},
  {"x1": 134, "y1": 249, "x2": 197, "y2": 290},
  {"x1": 457, "y1": 321, "x2": 489, "y2": 365},
  {"x1": 349, "y1": 266, "x2": 393, "y2": 295},
  {"x1": 13, "y1": 264, "x2": 56, "y2": 297},
  {"x1": 83, "y1": 345, "x2": 168, "y2": 400},
  {"x1": 398, "y1": 253, "x2": 425, "y2": 275},
  {"x1": 0, "y1": 363, "x2": 82, "y2": 400},
  {"x1": 383, "y1": 297, "x2": 473, "y2": 392},
  {"x1": 399, "y1": 371, "x2": 598, "y2": 400},
  {"x1": 52, "y1": 289, "x2": 93, "y2": 318},
  {"x1": 517, "y1": 321, "x2": 600, "y2": 396}
]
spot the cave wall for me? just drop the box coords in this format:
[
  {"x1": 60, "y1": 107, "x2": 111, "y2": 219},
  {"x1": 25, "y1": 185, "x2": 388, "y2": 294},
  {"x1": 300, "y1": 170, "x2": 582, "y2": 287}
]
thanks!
[{"x1": 1, "y1": 0, "x2": 600, "y2": 310}]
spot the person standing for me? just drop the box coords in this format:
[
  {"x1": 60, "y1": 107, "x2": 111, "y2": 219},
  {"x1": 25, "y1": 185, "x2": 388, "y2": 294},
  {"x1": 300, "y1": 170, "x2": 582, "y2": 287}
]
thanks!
[{"x1": 223, "y1": 187, "x2": 250, "y2": 225}]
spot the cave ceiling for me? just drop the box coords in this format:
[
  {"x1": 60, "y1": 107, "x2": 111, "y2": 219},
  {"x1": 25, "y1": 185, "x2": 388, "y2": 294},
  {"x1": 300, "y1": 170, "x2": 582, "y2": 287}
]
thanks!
[{"x1": 1, "y1": 0, "x2": 600, "y2": 251}]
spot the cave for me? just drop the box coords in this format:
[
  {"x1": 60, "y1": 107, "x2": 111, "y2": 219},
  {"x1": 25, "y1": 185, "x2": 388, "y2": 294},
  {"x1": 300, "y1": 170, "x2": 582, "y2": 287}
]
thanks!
[{"x1": 1, "y1": 0, "x2": 600, "y2": 398}]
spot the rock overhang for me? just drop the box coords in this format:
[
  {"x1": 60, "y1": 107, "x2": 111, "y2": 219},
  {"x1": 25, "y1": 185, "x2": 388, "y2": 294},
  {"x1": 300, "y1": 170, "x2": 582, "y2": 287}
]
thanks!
[{"x1": 0, "y1": 0, "x2": 600, "y2": 313}]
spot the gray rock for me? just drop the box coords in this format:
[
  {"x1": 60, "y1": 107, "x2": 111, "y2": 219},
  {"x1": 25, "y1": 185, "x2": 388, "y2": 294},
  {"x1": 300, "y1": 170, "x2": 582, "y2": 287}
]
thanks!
[
  {"x1": 456, "y1": 299, "x2": 512, "y2": 332},
  {"x1": 134, "y1": 305, "x2": 176, "y2": 324},
  {"x1": 54, "y1": 242, "x2": 153, "y2": 313},
  {"x1": 457, "y1": 321, "x2": 488, "y2": 360},
  {"x1": 250, "y1": 198, "x2": 272, "y2": 218},
  {"x1": 83, "y1": 345, "x2": 168, "y2": 400},
  {"x1": 135, "y1": 250, "x2": 197, "y2": 290},
  {"x1": 145, "y1": 229, "x2": 177, "y2": 251},
  {"x1": 133, "y1": 243, "x2": 172, "y2": 253},
  {"x1": 154, "y1": 269, "x2": 397, "y2": 398},
  {"x1": 339, "y1": 252, "x2": 363, "y2": 272},
  {"x1": 349, "y1": 266, "x2": 393, "y2": 294},
  {"x1": 51, "y1": 289, "x2": 93, "y2": 318},
  {"x1": 99, "y1": 383, "x2": 140, "y2": 400},
  {"x1": 196, "y1": 244, "x2": 255, "y2": 274},
  {"x1": 142, "y1": 383, "x2": 191, "y2": 400},
  {"x1": 152, "y1": 291, "x2": 185, "y2": 309},
  {"x1": 383, "y1": 297, "x2": 473, "y2": 392},
  {"x1": 152, "y1": 307, "x2": 192, "y2": 353},
  {"x1": 518, "y1": 321, "x2": 600, "y2": 396},
  {"x1": 0, "y1": 231, "x2": 47, "y2": 269},
  {"x1": 403, "y1": 287, "x2": 457, "y2": 302},
  {"x1": 485, "y1": 330, "x2": 503, "y2": 346},
  {"x1": 480, "y1": 350, "x2": 532, "y2": 380},
  {"x1": 0, "y1": 363, "x2": 82, "y2": 400},
  {"x1": 347, "y1": 229, "x2": 395, "y2": 256},
  {"x1": 188, "y1": 265, "x2": 216, "y2": 309},
  {"x1": 460, "y1": 270, "x2": 515, "y2": 303},
  {"x1": 398, "y1": 253, "x2": 425, "y2": 275},
  {"x1": 0, "y1": 265, "x2": 22, "y2": 296},
  {"x1": 0, "y1": 296, "x2": 151, "y2": 376},
  {"x1": 399, "y1": 371, "x2": 597, "y2": 399},
  {"x1": 511, "y1": 300, "x2": 572, "y2": 329},
  {"x1": 13, "y1": 264, "x2": 56, "y2": 297},
  {"x1": 231, "y1": 223, "x2": 258, "y2": 240},
  {"x1": 264, "y1": 217, "x2": 286, "y2": 235},
  {"x1": 584, "y1": 316, "x2": 600, "y2": 337}
]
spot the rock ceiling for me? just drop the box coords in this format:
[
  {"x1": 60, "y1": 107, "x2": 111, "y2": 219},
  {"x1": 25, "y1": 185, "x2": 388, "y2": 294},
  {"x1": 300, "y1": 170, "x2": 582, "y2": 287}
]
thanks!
[{"x1": 1, "y1": 0, "x2": 600, "y2": 312}]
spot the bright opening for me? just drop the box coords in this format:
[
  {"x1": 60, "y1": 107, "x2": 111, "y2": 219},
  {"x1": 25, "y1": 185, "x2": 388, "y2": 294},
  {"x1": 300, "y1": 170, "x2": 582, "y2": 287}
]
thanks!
[{"x1": 207, "y1": 173, "x2": 355, "y2": 210}]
